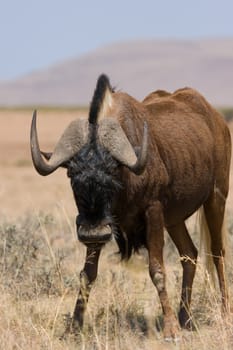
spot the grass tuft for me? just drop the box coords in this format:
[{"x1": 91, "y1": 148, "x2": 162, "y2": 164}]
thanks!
[{"x1": 0, "y1": 212, "x2": 233, "y2": 349}]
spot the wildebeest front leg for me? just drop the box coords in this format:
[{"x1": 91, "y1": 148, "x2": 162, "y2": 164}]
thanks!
[
  {"x1": 146, "y1": 203, "x2": 180, "y2": 340},
  {"x1": 72, "y1": 246, "x2": 101, "y2": 331}
]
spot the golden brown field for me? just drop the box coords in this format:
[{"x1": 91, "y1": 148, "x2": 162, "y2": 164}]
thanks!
[{"x1": 1, "y1": 109, "x2": 233, "y2": 349}]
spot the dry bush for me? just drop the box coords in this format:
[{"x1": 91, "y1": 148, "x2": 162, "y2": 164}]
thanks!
[
  {"x1": 0, "y1": 213, "x2": 79, "y2": 299},
  {"x1": 0, "y1": 211, "x2": 233, "y2": 349}
]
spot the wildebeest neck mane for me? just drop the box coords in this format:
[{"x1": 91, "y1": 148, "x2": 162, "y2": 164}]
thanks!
[{"x1": 89, "y1": 74, "x2": 114, "y2": 124}]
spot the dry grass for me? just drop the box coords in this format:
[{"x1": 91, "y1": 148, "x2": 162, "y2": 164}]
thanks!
[
  {"x1": 1, "y1": 109, "x2": 233, "y2": 349},
  {"x1": 0, "y1": 210, "x2": 233, "y2": 350}
]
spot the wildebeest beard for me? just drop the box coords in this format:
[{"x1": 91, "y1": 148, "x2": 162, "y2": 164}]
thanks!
[{"x1": 66, "y1": 142, "x2": 122, "y2": 230}]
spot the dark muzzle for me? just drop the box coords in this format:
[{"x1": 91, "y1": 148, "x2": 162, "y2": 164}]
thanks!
[{"x1": 77, "y1": 224, "x2": 112, "y2": 245}]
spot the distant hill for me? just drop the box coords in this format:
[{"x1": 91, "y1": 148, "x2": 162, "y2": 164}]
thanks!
[{"x1": 0, "y1": 38, "x2": 233, "y2": 107}]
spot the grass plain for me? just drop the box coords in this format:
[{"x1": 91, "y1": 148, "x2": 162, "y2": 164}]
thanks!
[{"x1": 1, "y1": 109, "x2": 233, "y2": 349}]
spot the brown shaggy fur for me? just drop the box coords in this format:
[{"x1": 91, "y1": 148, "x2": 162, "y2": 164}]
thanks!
[
  {"x1": 101, "y1": 86, "x2": 231, "y2": 338},
  {"x1": 109, "y1": 88, "x2": 230, "y2": 222}
]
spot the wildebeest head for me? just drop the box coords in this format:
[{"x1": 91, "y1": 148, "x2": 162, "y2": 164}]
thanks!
[{"x1": 30, "y1": 74, "x2": 148, "y2": 246}]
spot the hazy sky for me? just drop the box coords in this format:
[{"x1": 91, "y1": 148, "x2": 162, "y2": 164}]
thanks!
[{"x1": 1, "y1": 0, "x2": 233, "y2": 81}]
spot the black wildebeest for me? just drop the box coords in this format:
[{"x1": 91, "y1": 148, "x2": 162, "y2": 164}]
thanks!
[{"x1": 30, "y1": 74, "x2": 231, "y2": 340}]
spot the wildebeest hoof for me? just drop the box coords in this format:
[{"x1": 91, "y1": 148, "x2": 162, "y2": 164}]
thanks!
[
  {"x1": 179, "y1": 310, "x2": 196, "y2": 331},
  {"x1": 164, "y1": 334, "x2": 181, "y2": 343},
  {"x1": 163, "y1": 319, "x2": 180, "y2": 343},
  {"x1": 61, "y1": 313, "x2": 83, "y2": 339}
]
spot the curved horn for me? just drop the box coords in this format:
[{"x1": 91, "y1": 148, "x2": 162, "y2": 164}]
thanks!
[
  {"x1": 30, "y1": 110, "x2": 89, "y2": 176},
  {"x1": 98, "y1": 118, "x2": 148, "y2": 175}
]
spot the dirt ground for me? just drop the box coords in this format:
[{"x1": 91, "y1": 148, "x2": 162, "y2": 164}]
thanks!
[{"x1": 0, "y1": 108, "x2": 233, "y2": 219}]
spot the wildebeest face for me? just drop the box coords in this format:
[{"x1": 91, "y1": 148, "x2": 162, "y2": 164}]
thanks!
[
  {"x1": 67, "y1": 143, "x2": 121, "y2": 246},
  {"x1": 30, "y1": 75, "x2": 148, "y2": 244}
]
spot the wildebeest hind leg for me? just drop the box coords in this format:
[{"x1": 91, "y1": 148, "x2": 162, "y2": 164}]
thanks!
[
  {"x1": 203, "y1": 190, "x2": 229, "y2": 312},
  {"x1": 71, "y1": 247, "x2": 101, "y2": 332},
  {"x1": 167, "y1": 222, "x2": 198, "y2": 330}
]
